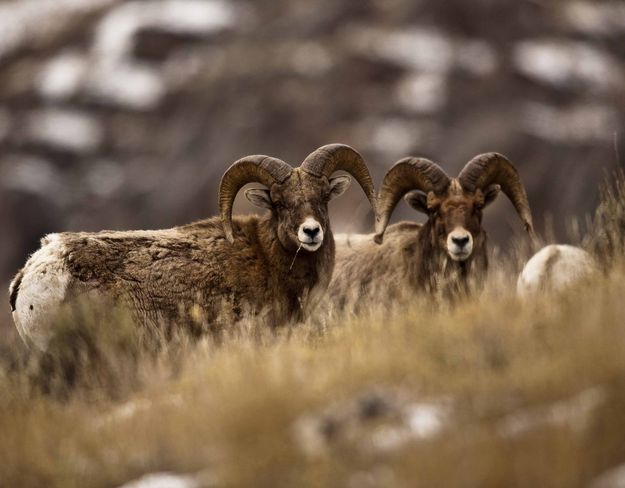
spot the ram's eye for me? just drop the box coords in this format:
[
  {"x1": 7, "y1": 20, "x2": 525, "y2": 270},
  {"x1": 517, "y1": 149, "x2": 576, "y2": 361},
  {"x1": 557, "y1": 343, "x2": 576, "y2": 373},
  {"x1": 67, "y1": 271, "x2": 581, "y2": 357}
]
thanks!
[{"x1": 273, "y1": 202, "x2": 285, "y2": 211}]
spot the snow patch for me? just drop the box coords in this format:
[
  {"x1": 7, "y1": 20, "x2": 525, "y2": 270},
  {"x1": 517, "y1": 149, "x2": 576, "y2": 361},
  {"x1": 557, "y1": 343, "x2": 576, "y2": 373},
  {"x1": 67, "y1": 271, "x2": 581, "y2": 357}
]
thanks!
[
  {"x1": 37, "y1": 51, "x2": 88, "y2": 101},
  {"x1": 406, "y1": 402, "x2": 447, "y2": 438},
  {"x1": 1, "y1": 156, "x2": 63, "y2": 198},
  {"x1": 369, "y1": 119, "x2": 429, "y2": 154},
  {"x1": 352, "y1": 26, "x2": 498, "y2": 77},
  {"x1": 395, "y1": 73, "x2": 446, "y2": 114},
  {"x1": 294, "y1": 390, "x2": 451, "y2": 457},
  {"x1": 0, "y1": 0, "x2": 114, "y2": 61},
  {"x1": 370, "y1": 402, "x2": 448, "y2": 452},
  {"x1": 497, "y1": 387, "x2": 606, "y2": 438},
  {"x1": 26, "y1": 109, "x2": 103, "y2": 153},
  {"x1": 514, "y1": 40, "x2": 622, "y2": 92},
  {"x1": 522, "y1": 103, "x2": 619, "y2": 144},
  {"x1": 95, "y1": 0, "x2": 236, "y2": 60},
  {"x1": 34, "y1": 0, "x2": 238, "y2": 109},
  {"x1": 89, "y1": 61, "x2": 166, "y2": 110},
  {"x1": 371, "y1": 27, "x2": 454, "y2": 73}
]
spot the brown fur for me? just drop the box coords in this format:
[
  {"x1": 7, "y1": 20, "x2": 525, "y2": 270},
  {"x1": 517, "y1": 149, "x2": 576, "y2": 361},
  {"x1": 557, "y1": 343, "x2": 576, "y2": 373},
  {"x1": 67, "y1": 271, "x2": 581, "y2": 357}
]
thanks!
[
  {"x1": 55, "y1": 215, "x2": 333, "y2": 331},
  {"x1": 11, "y1": 168, "x2": 347, "y2": 336},
  {"x1": 329, "y1": 183, "x2": 494, "y2": 311}
]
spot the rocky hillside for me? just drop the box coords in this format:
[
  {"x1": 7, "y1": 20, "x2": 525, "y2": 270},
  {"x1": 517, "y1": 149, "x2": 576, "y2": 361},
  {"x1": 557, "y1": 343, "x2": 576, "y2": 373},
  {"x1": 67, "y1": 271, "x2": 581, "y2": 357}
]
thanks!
[{"x1": 0, "y1": 0, "x2": 624, "y2": 282}]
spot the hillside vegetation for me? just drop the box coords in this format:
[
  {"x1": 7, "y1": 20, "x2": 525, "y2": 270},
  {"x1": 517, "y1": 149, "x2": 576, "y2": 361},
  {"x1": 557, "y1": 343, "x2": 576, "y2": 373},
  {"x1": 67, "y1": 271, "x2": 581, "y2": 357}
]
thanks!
[{"x1": 2, "y1": 177, "x2": 625, "y2": 488}]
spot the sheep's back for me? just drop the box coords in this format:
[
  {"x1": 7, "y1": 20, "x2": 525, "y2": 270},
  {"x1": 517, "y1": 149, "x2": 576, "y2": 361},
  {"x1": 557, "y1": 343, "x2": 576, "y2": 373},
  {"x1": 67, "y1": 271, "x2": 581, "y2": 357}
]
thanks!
[
  {"x1": 329, "y1": 222, "x2": 420, "y2": 313},
  {"x1": 17, "y1": 217, "x2": 271, "y2": 333}
]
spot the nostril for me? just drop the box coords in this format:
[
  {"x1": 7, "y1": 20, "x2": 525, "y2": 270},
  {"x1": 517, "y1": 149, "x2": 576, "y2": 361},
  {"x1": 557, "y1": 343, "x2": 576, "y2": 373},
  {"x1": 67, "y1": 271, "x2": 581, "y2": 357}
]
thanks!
[
  {"x1": 303, "y1": 226, "x2": 320, "y2": 238},
  {"x1": 452, "y1": 236, "x2": 470, "y2": 247}
]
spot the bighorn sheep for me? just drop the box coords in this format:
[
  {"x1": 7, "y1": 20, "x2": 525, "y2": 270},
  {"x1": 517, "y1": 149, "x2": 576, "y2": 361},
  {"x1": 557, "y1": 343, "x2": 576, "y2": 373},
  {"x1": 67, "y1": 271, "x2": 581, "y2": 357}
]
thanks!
[
  {"x1": 329, "y1": 153, "x2": 534, "y2": 308},
  {"x1": 9, "y1": 144, "x2": 375, "y2": 348},
  {"x1": 517, "y1": 244, "x2": 598, "y2": 296}
]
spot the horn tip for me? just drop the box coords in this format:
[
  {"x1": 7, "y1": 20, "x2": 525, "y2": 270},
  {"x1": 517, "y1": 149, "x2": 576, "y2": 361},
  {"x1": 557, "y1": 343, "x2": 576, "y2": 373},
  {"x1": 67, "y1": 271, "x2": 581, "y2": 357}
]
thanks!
[
  {"x1": 324, "y1": 142, "x2": 355, "y2": 151},
  {"x1": 223, "y1": 226, "x2": 235, "y2": 244},
  {"x1": 374, "y1": 215, "x2": 389, "y2": 244}
]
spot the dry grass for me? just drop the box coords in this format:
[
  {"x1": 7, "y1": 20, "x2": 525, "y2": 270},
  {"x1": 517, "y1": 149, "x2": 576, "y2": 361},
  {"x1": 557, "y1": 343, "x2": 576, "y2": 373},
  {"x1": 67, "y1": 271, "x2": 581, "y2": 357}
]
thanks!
[
  {"x1": 586, "y1": 168, "x2": 625, "y2": 266},
  {"x1": 2, "y1": 178, "x2": 625, "y2": 488}
]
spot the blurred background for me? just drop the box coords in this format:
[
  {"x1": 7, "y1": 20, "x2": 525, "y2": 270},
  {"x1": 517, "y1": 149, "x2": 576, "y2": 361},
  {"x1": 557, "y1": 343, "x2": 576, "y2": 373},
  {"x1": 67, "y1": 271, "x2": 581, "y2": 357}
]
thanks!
[{"x1": 0, "y1": 0, "x2": 623, "y2": 291}]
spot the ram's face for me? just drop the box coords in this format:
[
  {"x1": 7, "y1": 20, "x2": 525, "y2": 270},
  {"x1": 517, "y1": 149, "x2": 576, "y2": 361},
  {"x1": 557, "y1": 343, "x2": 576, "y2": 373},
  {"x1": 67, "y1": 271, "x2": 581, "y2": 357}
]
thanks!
[
  {"x1": 435, "y1": 194, "x2": 483, "y2": 261},
  {"x1": 245, "y1": 169, "x2": 351, "y2": 253},
  {"x1": 406, "y1": 182, "x2": 500, "y2": 262}
]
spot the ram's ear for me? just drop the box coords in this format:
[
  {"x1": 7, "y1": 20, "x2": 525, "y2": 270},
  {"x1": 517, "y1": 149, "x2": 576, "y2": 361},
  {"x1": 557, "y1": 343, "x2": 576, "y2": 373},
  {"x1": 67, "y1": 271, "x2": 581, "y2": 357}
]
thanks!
[
  {"x1": 404, "y1": 190, "x2": 429, "y2": 214},
  {"x1": 328, "y1": 175, "x2": 351, "y2": 200},
  {"x1": 245, "y1": 188, "x2": 273, "y2": 209},
  {"x1": 483, "y1": 184, "x2": 501, "y2": 208}
]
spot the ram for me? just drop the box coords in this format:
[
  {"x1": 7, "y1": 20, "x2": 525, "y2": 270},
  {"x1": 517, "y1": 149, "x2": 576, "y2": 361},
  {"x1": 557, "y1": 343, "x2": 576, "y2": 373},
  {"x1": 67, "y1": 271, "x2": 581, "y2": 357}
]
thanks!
[
  {"x1": 517, "y1": 244, "x2": 598, "y2": 296},
  {"x1": 9, "y1": 144, "x2": 375, "y2": 349},
  {"x1": 329, "y1": 153, "x2": 534, "y2": 308}
]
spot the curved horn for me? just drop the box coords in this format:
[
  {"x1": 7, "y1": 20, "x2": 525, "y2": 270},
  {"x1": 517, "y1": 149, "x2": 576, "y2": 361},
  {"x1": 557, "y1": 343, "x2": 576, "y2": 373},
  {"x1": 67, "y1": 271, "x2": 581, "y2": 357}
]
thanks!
[
  {"x1": 458, "y1": 152, "x2": 534, "y2": 236},
  {"x1": 219, "y1": 155, "x2": 293, "y2": 243},
  {"x1": 374, "y1": 157, "x2": 450, "y2": 244},
  {"x1": 300, "y1": 143, "x2": 376, "y2": 210}
]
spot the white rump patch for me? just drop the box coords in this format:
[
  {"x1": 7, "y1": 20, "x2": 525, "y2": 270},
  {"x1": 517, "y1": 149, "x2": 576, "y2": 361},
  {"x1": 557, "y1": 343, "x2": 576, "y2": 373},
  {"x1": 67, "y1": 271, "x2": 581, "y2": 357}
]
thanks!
[
  {"x1": 13, "y1": 234, "x2": 71, "y2": 349},
  {"x1": 517, "y1": 244, "x2": 598, "y2": 297}
]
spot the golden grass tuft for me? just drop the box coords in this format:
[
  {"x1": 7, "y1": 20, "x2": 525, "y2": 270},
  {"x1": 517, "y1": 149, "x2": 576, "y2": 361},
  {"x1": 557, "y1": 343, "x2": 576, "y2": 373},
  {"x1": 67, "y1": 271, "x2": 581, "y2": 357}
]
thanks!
[{"x1": 587, "y1": 168, "x2": 625, "y2": 265}]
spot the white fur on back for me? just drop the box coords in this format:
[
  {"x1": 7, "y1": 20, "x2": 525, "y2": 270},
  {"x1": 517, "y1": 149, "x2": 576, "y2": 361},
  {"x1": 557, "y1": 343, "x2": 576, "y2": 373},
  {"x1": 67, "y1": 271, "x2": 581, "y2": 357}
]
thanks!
[
  {"x1": 334, "y1": 233, "x2": 375, "y2": 249},
  {"x1": 517, "y1": 244, "x2": 598, "y2": 297},
  {"x1": 13, "y1": 233, "x2": 71, "y2": 349}
]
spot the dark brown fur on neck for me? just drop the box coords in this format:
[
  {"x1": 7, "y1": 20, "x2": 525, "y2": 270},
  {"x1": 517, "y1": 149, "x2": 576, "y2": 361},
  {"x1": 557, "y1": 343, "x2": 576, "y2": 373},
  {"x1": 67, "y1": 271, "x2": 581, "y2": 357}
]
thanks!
[{"x1": 329, "y1": 220, "x2": 486, "y2": 312}]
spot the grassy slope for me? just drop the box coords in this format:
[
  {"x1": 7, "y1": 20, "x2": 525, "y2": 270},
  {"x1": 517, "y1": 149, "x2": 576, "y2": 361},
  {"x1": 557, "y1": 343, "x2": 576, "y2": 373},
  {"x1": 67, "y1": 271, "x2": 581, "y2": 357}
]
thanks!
[{"x1": 2, "y1": 180, "x2": 625, "y2": 488}]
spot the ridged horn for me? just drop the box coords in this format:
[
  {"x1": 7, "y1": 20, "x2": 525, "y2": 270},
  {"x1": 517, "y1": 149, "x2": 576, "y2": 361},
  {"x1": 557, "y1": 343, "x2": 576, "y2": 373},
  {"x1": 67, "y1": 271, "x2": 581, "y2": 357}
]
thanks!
[
  {"x1": 374, "y1": 157, "x2": 451, "y2": 244},
  {"x1": 300, "y1": 143, "x2": 376, "y2": 210},
  {"x1": 219, "y1": 155, "x2": 293, "y2": 243},
  {"x1": 458, "y1": 152, "x2": 534, "y2": 236}
]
